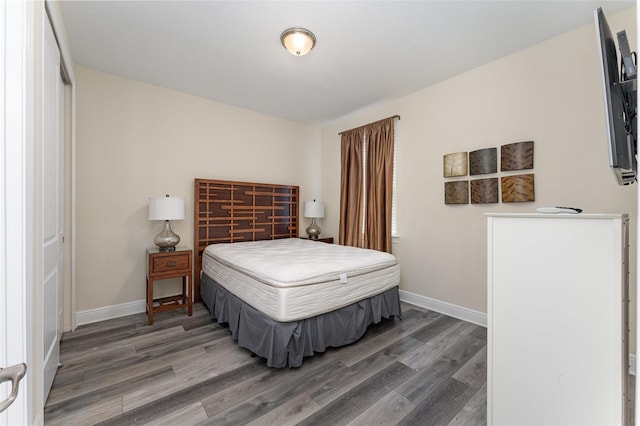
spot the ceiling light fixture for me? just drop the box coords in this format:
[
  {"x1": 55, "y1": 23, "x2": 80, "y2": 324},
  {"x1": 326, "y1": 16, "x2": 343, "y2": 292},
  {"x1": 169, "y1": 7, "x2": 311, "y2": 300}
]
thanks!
[{"x1": 280, "y1": 27, "x2": 316, "y2": 56}]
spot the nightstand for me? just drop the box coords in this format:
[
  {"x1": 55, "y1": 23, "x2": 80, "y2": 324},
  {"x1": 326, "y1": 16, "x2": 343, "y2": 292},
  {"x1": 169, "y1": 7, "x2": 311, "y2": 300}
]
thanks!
[
  {"x1": 300, "y1": 237, "x2": 334, "y2": 244},
  {"x1": 146, "y1": 247, "x2": 193, "y2": 325}
]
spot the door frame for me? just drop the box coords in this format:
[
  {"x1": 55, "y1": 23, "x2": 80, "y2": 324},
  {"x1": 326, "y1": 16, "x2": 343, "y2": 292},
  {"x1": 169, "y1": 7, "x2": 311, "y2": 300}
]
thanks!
[{"x1": 46, "y1": 0, "x2": 76, "y2": 334}]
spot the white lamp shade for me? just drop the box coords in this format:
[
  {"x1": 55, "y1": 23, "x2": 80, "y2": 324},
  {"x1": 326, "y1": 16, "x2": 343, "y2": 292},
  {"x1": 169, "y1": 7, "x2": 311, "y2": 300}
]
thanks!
[
  {"x1": 148, "y1": 196, "x2": 185, "y2": 221},
  {"x1": 303, "y1": 200, "x2": 325, "y2": 218}
]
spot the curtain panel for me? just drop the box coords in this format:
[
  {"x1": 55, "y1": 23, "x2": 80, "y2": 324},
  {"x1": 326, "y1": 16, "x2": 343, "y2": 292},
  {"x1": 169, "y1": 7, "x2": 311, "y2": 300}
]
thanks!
[
  {"x1": 339, "y1": 128, "x2": 364, "y2": 247},
  {"x1": 365, "y1": 118, "x2": 394, "y2": 253}
]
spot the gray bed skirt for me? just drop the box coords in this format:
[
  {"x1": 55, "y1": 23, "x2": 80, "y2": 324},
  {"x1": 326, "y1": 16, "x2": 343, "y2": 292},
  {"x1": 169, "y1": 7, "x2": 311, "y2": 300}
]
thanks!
[{"x1": 200, "y1": 273, "x2": 402, "y2": 368}]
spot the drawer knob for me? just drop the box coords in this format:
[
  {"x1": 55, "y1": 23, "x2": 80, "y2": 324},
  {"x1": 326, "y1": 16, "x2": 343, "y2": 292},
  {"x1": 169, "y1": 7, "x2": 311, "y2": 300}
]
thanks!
[{"x1": 166, "y1": 261, "x2": 177, "y2": 267}]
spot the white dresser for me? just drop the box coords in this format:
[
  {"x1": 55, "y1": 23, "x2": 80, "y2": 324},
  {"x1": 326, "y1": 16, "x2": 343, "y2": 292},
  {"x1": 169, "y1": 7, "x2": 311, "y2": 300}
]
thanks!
[{"x1": 486, "y1": 213, "x2": 629, "y2": 425}]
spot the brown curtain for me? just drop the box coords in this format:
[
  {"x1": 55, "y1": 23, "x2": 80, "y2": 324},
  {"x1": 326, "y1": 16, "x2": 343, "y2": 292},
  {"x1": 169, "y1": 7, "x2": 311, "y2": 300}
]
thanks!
[
  {"x1": 339, "y1": 117, "x2": 395, "y2": 252},
  {"x1": 364, "y1": 118, "x2": 394, "y2": 253},
  {"x1": 339, "y1": 128, "x2": 364, "y2": 247}
]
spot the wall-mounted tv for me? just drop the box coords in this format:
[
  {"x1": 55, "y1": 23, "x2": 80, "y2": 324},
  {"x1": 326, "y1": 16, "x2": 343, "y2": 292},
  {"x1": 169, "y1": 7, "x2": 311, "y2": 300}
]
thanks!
[{"x1": 594, "y1": 7, "x2": 637, "y2": 186}]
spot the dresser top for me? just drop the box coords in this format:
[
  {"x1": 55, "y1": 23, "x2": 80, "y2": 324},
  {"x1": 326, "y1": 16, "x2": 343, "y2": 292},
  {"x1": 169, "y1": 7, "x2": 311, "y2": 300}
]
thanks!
[{"x1": 485, "y1": 213, "x2": 628, "y2": 220}]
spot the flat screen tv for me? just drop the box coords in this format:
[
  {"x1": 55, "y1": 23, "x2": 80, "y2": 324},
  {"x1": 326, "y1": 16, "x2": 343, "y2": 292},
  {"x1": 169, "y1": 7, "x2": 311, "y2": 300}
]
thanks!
[{"x1": 594, "y1": 7, "x2": 637, "y2": 185}]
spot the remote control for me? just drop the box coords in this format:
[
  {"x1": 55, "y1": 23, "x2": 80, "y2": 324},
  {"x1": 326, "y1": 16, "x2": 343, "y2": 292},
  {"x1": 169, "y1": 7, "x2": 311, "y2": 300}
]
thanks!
[{"x1": 536, "y1": 207, "x2": 582, "y2": 214}]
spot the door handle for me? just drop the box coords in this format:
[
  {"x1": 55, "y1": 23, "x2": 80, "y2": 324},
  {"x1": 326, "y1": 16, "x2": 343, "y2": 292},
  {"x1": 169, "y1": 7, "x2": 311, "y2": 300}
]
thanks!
[{"x1": 0, "y1": 363, "x2": 27, "y2": 413}]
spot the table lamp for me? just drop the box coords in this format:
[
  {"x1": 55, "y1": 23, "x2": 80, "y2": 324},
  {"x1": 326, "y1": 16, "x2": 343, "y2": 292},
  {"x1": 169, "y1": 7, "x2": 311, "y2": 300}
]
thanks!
[
  {"x1": 303, "y1": 199, "x2": 325, "y2": 239},
  {"x1": 148, "y1": 194, "x2": 185, "y2": 251}
]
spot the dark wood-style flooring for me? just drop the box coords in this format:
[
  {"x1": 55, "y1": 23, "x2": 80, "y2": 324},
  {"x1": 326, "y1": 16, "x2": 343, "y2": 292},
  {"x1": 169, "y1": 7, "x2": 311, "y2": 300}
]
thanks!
[{"x1": 44, "y1": 302, "x2": 487, "y2": 425}]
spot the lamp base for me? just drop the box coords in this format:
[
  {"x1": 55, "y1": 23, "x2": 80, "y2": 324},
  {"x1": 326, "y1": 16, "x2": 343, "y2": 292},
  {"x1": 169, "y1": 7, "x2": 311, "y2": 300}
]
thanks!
[
  {"x1": 154, "y1": 220, "x2": 180, "y2": 250},
  {"x1": 306, "y1": 218, "x2": 321, "y2": 240}
]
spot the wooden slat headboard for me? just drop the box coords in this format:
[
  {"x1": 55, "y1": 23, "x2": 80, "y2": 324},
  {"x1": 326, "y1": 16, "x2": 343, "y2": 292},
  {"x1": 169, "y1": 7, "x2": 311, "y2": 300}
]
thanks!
[{"x1": 193, "y1": 178, "x2": 299, "y2": 300}]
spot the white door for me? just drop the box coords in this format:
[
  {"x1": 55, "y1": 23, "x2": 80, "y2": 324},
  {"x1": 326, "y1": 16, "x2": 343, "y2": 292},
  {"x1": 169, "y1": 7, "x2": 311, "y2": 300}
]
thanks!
[
  {"x1": 42, "y1": 12, "x2": 64, "y2": 402},
  {"x1": 1, "y1": 1, "x2": 33, "y2": 424}
]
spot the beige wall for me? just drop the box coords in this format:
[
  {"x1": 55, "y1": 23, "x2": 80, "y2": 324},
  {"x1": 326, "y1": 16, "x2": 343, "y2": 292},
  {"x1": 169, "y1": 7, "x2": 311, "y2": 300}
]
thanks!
[
  {"x1": 320, "y1": 8, "x2": 637, "y2": 343},
  {"x1": 75, "y1": 66, "x2": 321, "y2": 310}
]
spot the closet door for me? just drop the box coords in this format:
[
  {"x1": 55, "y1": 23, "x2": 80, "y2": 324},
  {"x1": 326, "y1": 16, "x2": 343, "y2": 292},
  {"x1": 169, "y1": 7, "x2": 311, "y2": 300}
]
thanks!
[{"x1": 42, "y1": 13, "x2": 64, "y2": 402}]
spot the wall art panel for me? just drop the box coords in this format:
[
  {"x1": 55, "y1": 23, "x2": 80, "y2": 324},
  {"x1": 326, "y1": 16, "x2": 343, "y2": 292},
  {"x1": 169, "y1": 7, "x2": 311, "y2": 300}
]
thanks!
[
  {"x1": 501, "y1": 141, "x2": 534, "y2": 171},
  {"x1": 501, "y1": 174, "x2": 535, "y2": 202},
  {"x1": 469, "y1": 148, "x2": 497, "y2": 175},
  {"x1": 443, "y1": 152, "x2": 468, "y2": 177},
  {"x1": 471, "y1": 178, "x2": 499, "y2": 204},
  {"x1": 444, "y1": 181, "x2": 469, "y2": 204}
]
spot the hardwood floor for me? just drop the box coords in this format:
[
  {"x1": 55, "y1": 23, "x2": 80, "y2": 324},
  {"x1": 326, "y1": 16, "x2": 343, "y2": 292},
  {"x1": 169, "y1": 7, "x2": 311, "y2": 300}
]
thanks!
[{"x1": 44, "y1": 302, "x2": 487, "y2": 425}]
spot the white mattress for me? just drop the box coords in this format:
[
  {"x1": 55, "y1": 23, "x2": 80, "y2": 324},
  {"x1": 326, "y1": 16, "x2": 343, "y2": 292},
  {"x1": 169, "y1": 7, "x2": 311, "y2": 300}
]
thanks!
[{"x1": 202, "y1": 238, "x2": 400, "y2": 322}]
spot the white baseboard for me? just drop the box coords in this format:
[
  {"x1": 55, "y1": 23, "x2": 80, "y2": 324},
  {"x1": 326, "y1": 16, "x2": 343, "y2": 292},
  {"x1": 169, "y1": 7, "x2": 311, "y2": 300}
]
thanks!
[
  {"x1": 76, "y1": 299, "x2": 146, "y2": 326},
  {"x1": 78, "y1": 292, "x2": 486, "y2": 328},
  {"x1": 399, "y1": 289, "x2": 487, "y2": 327}
]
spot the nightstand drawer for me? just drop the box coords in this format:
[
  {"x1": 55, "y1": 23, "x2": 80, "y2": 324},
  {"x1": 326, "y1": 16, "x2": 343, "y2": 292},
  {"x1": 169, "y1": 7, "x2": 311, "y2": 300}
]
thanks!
[{"x1": 152, "y1": 253, "x2": 190, "y2": 273}]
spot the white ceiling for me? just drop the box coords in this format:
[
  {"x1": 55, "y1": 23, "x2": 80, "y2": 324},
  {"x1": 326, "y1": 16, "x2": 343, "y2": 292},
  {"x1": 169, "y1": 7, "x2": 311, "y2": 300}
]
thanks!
[{"x1": 58, "y1": 1, "x2": 635, "y2": 126}]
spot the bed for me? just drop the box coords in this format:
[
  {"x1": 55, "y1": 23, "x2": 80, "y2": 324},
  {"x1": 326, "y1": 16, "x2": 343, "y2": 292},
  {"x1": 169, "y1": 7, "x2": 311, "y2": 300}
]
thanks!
[{"x1": 194, "y1": 178, "x2": 401, "y2": 367}]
